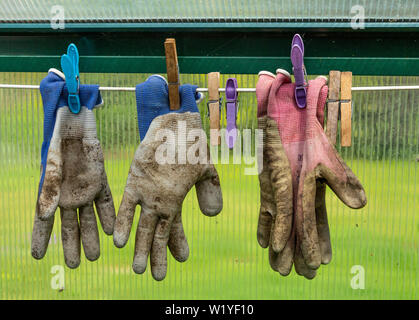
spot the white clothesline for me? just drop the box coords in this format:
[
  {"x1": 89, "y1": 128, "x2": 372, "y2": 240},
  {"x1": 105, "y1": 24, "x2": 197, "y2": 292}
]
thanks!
[{"x1": 0, "y1": 84, "x2": 419, "y2": 92}]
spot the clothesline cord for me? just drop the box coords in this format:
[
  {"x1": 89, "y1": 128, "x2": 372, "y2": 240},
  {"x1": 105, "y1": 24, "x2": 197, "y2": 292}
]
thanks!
[{"x1": 0, "y1": 84, "x2": 418, "y2": 92}]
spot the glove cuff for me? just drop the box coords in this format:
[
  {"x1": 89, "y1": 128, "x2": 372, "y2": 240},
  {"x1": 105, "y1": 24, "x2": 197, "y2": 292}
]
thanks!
[
  {"x1": 54, "y1": 106, "x2": 98, "y2": 140},
  {"x1": 48, "y1": 68, "x2": 66, "y2": 80},
  {"x1": 256, "y1": 72, "x2": 276, "y2": 117}
]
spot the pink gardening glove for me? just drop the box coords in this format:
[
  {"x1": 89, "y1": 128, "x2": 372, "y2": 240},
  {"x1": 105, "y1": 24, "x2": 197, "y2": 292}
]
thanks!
[
  {"x1": 257, "y1": 69, "x2": 335, "y2": 277},
  {"x1": 266, "y1": 71, "x2": 367, "y2": 278}
]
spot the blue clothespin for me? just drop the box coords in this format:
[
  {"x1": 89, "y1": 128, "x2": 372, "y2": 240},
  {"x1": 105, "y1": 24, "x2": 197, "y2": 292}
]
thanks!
[
  {"x1": 291, "y1": 34, "x2": 308, "y2": 109},
  {"x1": 61, "y1": 43, "x2": 81, "y2": 114}
]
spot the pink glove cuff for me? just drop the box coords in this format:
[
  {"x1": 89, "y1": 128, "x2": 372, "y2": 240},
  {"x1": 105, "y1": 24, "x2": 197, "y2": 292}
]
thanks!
[
  {"x1": 317, "y1": 85, "x2": 328, "y2": 127},
  {"x1": 267, "y1": 76, "x2": 328, "y2": 143},
  {"x1": 256, "y1": 71, "x2": 276, "y2": 117}
]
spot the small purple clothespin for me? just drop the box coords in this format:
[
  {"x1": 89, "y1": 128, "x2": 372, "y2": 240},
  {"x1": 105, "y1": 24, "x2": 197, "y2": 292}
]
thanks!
[
  {"x1": 291, "y1": 34, "x2": 308, "y2": 109},
  {"x1": 225, "y1": 78, "x2": 238, "y2": 149}
]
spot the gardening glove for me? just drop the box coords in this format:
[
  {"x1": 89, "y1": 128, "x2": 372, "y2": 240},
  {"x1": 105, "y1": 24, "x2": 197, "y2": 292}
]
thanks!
[
  {"x1": 256, "y1": 70, "x2": 294, "y2": 276},
  {"x1": 256, "y1": 69, "x2": 333, "y2": 278},
  {"x1": 113, "y1": 75, "x2": 222, "y2": 281},
  {"x1": 31, "y1": 69, "x2": 116, "y2": 269},
  {"x1": 266, "y1": 71, "x2": 367, "y2": 278}
]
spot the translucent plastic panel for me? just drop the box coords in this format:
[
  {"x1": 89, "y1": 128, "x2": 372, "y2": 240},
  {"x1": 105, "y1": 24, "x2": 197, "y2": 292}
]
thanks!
[
  {"x1": 0, "y1": 72, "x2": 417, "y2": 299},
  {"x1": 1, "y1": 0, "x2": 418, "y2": 22}
]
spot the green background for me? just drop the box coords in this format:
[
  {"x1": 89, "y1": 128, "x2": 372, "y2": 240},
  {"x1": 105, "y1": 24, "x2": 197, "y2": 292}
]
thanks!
[{"x1": 0, "y1": 72, "x2": 417, "y2": 299}]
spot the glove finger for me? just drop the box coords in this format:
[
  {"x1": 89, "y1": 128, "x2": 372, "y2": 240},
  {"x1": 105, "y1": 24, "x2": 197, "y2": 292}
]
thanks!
[
  {"x1": 294, "y1": 243, "x2": 317, "y2": 280},
  {"x1": 113, "y1": 174, "x2": 141, "y2": 248},
  {"x1": 37, "y1": 139, "x2": 63, "y2": 220},
  {"x1": 150, "y1": 214, "x2": 175, "y2": 281},
  {"x1": 79, "y1": 204, "x2": 100, "y2": 261},
  {"x1": 319, "y1": 152, "x2": 367, "y2": 209},
  {"x1": 257, "y1": 117, "x2": 274, "y2": 248},
  {"x1": 270, "y1": 206, "x2": 293, "y2": 253},
  {"x1": 60, "y1": 207, "x2": 81, "y2": 269},
  {"x1": 132, "y1": 206, "x2": 159, "y2": 275},
  {"x1": 265, "y1": 117, "x2": 293, "y2": 252},
  {"x1": 257, "y1": 209, "x2": 272, "y2": 248},
  {"x1": 195, "y1": 165, "x2": 223, "y2": 217},
  {"x1": 268, "y1": 233, "x2": 294, "y2": 276},
  {"x1": 316, "y1": 92, "x2": 332, "y2": 265},
  {"x1": 315, "y1": 181, "x2": 332, "y2": 264},
  {"x1": 168, "y1": 212, "x2": 189, "y2": 262},
  {"x1": 95, "y1": 180, "x2": 116, "y2": 235},
  {"x1": 31, "y1": 208, "x2": 54, "y2": 259},
  {"x1": 297, "y1": 172, "x2": 322, "y2": 270}
]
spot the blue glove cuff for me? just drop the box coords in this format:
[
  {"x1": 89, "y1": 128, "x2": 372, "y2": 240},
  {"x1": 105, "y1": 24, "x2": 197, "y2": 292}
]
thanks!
[{"x1": 136, "y1": 75, "x2": 200, "y2": 140}]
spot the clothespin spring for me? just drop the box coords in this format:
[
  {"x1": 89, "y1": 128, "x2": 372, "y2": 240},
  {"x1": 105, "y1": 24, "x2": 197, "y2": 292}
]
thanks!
[{"x1": 206, "y1": 97, "x2": 223, "y2": 117}]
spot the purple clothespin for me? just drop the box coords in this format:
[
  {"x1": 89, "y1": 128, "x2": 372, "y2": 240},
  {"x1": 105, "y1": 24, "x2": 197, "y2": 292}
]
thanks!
[
  {"x1": 291, "y1": 34, "x2": 308, "y2": 109},
  {"x1": 225, "y1": 78, "x2": 238, "y2": 149}
]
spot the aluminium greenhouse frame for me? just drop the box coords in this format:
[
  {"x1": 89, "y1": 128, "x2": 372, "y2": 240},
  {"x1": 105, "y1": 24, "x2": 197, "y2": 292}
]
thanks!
[{"x1": 0, "y1": 22, "x2": 418, "y2": 75}]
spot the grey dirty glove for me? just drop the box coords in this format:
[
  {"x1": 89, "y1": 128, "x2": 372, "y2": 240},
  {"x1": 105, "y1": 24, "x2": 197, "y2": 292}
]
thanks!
[
  {"x1": 113, "y1": 76, "x2": 222, "y2": 281},
  {"x1": 32, "y1": 69, "x2": 116, "y2": 269}
]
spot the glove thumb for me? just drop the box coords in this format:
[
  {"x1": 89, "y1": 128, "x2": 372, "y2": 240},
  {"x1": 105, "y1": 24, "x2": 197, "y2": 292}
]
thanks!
[{"x1": 195, "y1": 166, "x2": 223, "y2": 217}]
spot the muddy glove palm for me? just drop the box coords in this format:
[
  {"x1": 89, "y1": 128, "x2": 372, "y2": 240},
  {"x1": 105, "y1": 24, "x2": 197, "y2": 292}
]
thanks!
[
  {"x1": 32, "y1": 69, "x2": 116, "y2": 269},
  {"x1": 266, "y1": 72, "x2": 367, "y2": 278},
  {"x1": 113, "y1": 75, "x2": 222, "y2": 281}
]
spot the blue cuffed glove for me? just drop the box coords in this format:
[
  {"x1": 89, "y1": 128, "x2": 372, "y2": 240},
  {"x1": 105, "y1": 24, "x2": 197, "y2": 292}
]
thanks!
[
  {"x1": 32, "y1": 68, "x2": 115, "y2": 269},
  {"x1": 135, "y1": 74, "x2": 203, "y2": 140},
  {"x1": 114, "y1": 75, "x2": 222, "y2": 281}
]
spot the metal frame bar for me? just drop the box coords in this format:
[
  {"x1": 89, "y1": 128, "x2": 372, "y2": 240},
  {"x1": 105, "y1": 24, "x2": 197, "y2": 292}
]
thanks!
[
  {"x1": 0, "y1": 56, "x2": 417, "y2": 76},
  {"x1": 2, "y1": 84, "x2": 418, "y2": 92},
  {"x1": 0, "y1": 24, "x2": 418, "y2": 75},
  {"x1": 1, "y1": 22, "x2": 419, "y2": 32}
]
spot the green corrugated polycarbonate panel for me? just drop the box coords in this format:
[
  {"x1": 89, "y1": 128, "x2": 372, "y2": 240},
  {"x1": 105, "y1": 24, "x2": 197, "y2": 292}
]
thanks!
[
  {"x1": 1, "y1": 0, "x2": 418, "y2": 22},
  {"x1": 0, "y1": 72, "x2": 417, "y2": 299}
]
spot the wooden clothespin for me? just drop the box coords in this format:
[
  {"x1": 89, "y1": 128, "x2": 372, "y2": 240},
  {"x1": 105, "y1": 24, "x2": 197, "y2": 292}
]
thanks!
[
  {"x1": 326, "y1": 70, "x2": 341, "y2": 145},
  {"x1": 164, "y1": 38, "x2": 180, "y2": 110},
  {"x1": 340, "y1": 72, "x2": 352, "y2": 147},
  {"x1": 208, "y1": 72, "x2": 221, "y2": 146}
]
